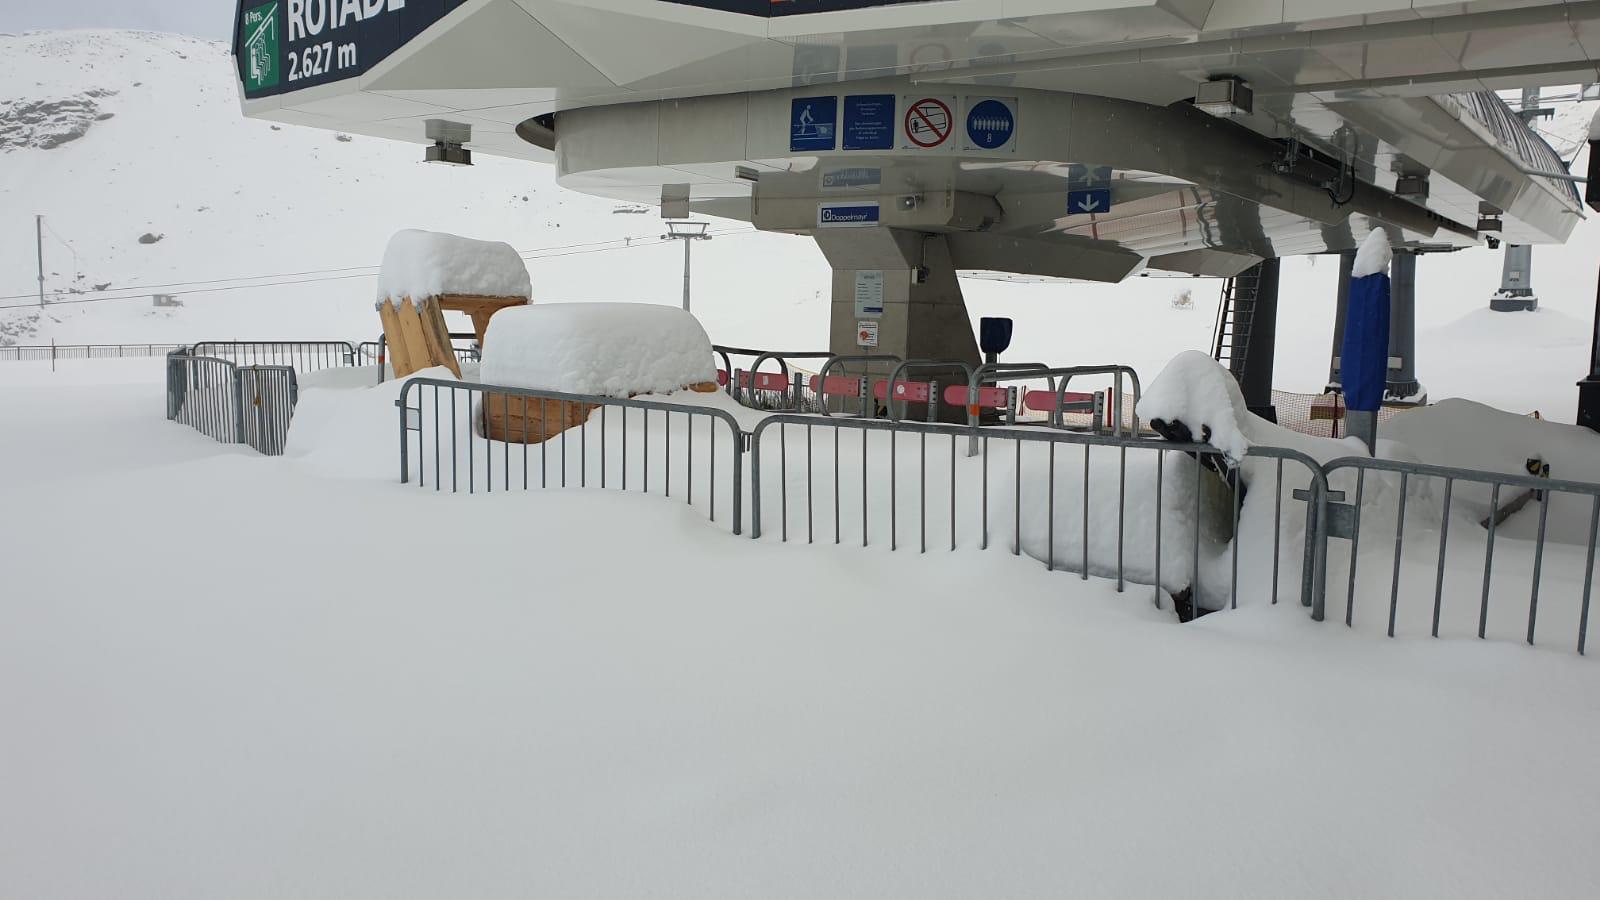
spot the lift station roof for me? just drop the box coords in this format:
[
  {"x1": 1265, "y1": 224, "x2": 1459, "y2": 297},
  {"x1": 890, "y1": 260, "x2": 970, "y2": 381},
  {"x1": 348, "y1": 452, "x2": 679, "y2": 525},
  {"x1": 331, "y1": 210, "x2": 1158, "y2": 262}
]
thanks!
[{"x1": 233, "y1": 0, "x2": 1597, "y2": 280}]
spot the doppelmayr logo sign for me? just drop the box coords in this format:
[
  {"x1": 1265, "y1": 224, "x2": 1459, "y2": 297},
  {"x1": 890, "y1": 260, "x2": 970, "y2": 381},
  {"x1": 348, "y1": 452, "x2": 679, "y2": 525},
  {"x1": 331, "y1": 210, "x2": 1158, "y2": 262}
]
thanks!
[{"x1": 818, "y1": 202, "x2": 881, "y2": 228}]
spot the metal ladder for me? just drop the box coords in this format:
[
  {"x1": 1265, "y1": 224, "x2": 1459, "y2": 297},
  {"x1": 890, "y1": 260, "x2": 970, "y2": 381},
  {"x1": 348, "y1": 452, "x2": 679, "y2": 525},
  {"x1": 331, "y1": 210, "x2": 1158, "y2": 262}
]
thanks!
[{"x1": 1211, "y1": 266, "x2": 1263, "y2": 380}]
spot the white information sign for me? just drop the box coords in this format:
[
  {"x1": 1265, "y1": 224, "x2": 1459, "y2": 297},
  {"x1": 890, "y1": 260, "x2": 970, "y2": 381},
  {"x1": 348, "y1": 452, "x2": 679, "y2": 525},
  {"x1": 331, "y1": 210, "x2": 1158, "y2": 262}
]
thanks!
[{"x1": 854, "y1": 270, "x2": 885, "y2": 317}]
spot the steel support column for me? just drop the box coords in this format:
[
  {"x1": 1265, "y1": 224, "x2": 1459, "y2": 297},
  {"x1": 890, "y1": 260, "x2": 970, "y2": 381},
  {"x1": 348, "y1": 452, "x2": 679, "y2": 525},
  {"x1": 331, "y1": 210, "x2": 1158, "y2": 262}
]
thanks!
[
  {"x1": 1328, "y1": 249, "x2": 1356, "y2": 391},
  {"x1": 1387, "y1": 251, "x2": 1423, "y2": 402},
  {"x1": 1580, "y1": 268, "x2": 1600, "y2": 433}
]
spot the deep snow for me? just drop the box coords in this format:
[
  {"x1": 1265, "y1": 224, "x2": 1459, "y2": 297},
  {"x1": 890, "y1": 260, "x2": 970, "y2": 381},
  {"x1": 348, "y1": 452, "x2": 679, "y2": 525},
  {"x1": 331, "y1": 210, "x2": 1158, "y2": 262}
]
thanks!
[
  {"x1": 5, "y1": 26, "x2": 1600, "y2": 900},
  {"x1": 7, "y1": 358, "x2": 1600, "y2": 899}
]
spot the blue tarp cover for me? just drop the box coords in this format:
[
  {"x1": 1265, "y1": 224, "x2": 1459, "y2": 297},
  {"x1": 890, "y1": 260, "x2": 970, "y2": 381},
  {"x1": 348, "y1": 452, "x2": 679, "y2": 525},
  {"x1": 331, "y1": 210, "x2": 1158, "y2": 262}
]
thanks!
[{"x1": 1341, "y1": 272, "x2": 1391, "y2": 412}]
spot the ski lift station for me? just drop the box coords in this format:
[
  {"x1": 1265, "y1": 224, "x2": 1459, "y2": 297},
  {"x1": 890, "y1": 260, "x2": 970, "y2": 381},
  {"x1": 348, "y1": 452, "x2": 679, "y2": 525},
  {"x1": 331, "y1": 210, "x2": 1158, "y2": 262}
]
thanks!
[
  {"x1": 228, "y1": 0, "x2": 1600, "y2": 425},
  {"x1": 231, "y1": 0, "x2": 1600, "y2": 430}
]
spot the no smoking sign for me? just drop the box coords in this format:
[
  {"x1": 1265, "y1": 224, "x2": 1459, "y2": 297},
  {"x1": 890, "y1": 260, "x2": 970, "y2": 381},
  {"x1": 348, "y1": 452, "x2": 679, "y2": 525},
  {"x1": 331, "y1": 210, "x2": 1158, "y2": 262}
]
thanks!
[{"x1": 901, "y1": 96, "x2": 954, "y2": 149}]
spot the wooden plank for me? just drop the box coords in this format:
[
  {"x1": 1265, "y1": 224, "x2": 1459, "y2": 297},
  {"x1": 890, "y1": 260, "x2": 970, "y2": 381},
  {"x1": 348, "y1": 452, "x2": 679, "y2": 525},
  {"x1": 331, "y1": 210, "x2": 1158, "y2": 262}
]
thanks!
[
  {"x1": 437, "y1": 293, "x2": 529, "y2": 345},
  {"x1": 430, "y1": 299, "x2": 463, "y2": 377},
  {"x1": 376, "y1": 299, "x2": 414, "y2": 378},
  {"x1": 394, "y1": 298, "x2": 432, "y2": 379},
  {"x1": 417, "y1": 297, "x2": 461, "y2": 377}
]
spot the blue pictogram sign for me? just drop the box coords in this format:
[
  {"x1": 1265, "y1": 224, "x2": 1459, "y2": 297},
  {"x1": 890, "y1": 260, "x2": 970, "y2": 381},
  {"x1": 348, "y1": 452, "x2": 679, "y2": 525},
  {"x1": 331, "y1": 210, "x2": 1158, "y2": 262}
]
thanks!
[
  {"x1": 965, "y1": 98, "x2": 1015, "y2": 150},
  {"x1": 791, "y1": 96, "x2": 838, "y2": 152}
]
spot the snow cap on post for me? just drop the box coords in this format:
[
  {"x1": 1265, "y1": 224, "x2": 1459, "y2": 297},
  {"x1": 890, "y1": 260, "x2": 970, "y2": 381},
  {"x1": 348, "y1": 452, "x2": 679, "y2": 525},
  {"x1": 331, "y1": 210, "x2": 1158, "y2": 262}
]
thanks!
[
  {"x1": 376, "y1": 229, "x2": 532, "y2": 302},
  {"x1": 1351, "y1": 228, "x2": 1393, "y2": 279}
]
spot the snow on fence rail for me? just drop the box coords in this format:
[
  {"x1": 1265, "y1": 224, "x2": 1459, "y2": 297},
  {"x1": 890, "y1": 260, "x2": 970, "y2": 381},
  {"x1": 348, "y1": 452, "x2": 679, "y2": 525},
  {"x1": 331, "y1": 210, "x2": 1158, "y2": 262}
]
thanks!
[{"x1": 165, "y1": 348, "x2": 298, "y2": 456}]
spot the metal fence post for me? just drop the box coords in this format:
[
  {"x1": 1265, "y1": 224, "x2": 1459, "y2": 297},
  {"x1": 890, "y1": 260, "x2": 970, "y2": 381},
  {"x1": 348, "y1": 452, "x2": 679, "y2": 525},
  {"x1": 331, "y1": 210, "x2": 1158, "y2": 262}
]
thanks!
[
  {"x1": 731, "y1": 425, "x2": 745, "y2": 536},
  {"x1": 749, "y1": 425, "x2": 762, "y2": 539},
  {"x1": 232, "y1": 368, "x2": 246, "y2": 444},
  {"x1": 398, "y1": 381, "x2": 411, "y2": 484}
]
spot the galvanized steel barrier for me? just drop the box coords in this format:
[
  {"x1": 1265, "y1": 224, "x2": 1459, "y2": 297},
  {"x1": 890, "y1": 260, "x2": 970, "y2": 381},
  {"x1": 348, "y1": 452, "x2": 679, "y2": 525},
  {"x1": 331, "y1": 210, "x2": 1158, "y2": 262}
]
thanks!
[
  {"x1": 1, "y1": 342, "x2": 184, "y2": 362},
  {"x1": 1322, "y1": 455, "x2": 1600, "y2": 653},
  {"x1": 379, "y1": 369, "x2": 1600, "y2": 656},
  {"x1": 747, "y1": 414, "x2": 1329, "y2": 616},
  {"x1": 165, "y1": 348, "x2": 298, "y2": 455},
  {"x1": 397, "y1": 377, "x2": 745, "y2": 534},
  {"x1": 191, "y1": 340, "x2": 358, "y2": 372}
]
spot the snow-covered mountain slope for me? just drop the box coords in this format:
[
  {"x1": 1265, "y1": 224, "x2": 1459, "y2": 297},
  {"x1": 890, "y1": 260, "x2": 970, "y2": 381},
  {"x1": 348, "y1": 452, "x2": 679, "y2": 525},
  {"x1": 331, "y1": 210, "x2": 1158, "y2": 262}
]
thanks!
[{"x1": 2, "y1": 30, "x2": 1599, "y2": 421}]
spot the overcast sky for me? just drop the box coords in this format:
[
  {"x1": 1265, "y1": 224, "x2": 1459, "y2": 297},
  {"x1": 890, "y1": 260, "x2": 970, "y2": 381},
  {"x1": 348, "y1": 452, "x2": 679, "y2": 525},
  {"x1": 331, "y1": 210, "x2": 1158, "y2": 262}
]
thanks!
[{"x1": 2, "y1": 0, "x2": 232, "y2": 40}]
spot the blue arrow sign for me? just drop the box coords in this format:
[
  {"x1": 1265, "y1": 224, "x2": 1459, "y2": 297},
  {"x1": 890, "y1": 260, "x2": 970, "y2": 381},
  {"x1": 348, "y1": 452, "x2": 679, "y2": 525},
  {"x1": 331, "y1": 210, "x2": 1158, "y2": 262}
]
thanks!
[{"x1": 1068, "y1": 188, "x2": 1112, "y2": 215}]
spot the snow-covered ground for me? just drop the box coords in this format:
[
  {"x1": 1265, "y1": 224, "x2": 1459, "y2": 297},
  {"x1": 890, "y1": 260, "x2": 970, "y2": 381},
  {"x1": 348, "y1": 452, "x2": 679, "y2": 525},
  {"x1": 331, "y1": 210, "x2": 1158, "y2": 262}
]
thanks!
[
  {"x1": 6, "y1": 357, "x2": 1600, "y2": 899},
  {"x1": 3, "y1": 30, "x2": 1599, "y2": 422},
  {"x1": 7, "y1": 28, "x2": 1600, "y2": 898}
]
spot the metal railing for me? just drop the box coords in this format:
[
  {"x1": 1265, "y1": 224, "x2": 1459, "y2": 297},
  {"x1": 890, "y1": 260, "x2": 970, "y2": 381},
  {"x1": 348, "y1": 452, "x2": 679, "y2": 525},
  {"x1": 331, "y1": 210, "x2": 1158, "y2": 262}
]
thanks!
[
  {"x1": 397, "y1": 377, "x2": 745, "y2": 534},
  {"x1": 1323, "y1": 455, "x2": 1600, "y2": 653},
  {"x1": 747, "y1": 414, "x2": 1329, "y2": 617},
  {"x1": 165, "y1": 348, "x2": 298, "y2": 455},
  {"x1": 191, "y1": 341, "x2": 358, "y2": 372},
  {"x1": 1, "y1": 342, "x2": 184, "y2": 362},
  {"x1": 377, "y1": 377, "x2": 1600, "y2": 656},
  {"x1": 237, "y1": 365, "x2": 298, "y2": 455}
]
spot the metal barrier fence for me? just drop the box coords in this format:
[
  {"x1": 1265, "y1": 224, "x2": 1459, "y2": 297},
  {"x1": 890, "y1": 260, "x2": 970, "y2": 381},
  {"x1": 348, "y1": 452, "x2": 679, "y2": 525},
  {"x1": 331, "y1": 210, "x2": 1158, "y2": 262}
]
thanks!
[
  {"x1": 237, "y1": 365, "x2": 298, "y2": 455},
  {"x1": 712, "y1": 348, "x2": 1142, "y2": 435},
  {"x1": 165, "y1": 348, "x2": 298, "y2": 455},
  {"x1": 167, "y1": 350, "x2": 241, "y2": 444},
  {"x1": 1, "y1": 342, "x2": 184, "y2": 362},
  {"x1": 747, "y1": 414, "x2": 1328, "y2": 617},
  {"x1": 397, "y1": 377, "x2": 745, "y2": 534},
  {"x1": 1324, "y1": 455, "x2": 1600, "y2": 653},
  {"x1": 191, "y1": 341, "x2": 358, "y2": 372},
  {"x1": 384, "y1": 375, "x2": 1600, "y2": 655}
]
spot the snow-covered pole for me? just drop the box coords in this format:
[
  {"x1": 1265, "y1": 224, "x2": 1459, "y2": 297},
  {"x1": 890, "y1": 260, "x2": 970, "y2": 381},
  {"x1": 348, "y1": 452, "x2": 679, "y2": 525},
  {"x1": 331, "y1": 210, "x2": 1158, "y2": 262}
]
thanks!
[{"x1": 1342, "y1": 230, "x2": 1393, "y2": 452}]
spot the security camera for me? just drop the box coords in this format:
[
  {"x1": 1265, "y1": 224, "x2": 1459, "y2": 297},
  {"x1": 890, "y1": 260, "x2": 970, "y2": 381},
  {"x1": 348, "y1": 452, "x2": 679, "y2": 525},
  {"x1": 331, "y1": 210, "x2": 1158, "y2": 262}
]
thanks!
[
  {"x1": 1486, "y1": 236, "x2": 1502, "y2": 250},
  {"x1": 898, "y1": 195, "x2": 921, "y2": 211}
]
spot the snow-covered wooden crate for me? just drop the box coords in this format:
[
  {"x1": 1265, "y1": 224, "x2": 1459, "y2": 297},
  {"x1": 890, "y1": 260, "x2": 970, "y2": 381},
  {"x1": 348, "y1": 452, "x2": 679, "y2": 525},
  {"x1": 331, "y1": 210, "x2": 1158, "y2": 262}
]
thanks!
[{"x1": 478, "y1": 303, "x2": 718, "y2": 444}]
